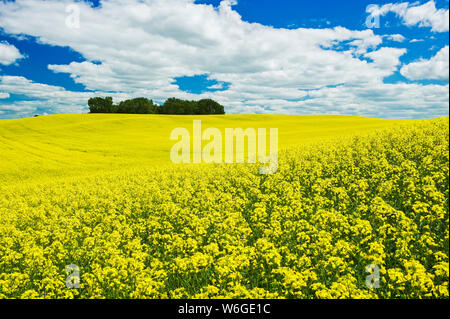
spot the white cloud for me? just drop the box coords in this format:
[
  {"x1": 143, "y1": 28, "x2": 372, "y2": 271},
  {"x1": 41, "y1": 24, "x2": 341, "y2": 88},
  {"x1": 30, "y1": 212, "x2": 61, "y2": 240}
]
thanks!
[
  {"x1": 301, "y1": 82, "x2": 449, "y2": 118},
  {"x1": 401, "y1": 46, "x2": 449, "y2": 81},
  {"x1": 369, "y1": 1, "x2": 449, "y2": 32},
  {"x1": 0, "y1": 75, "x2": 131, "y2": 116},
  {"x1": 0, "y1": 92, "x2": 10, "y2": 99},
  {"x1": 208, "y1": 83, "x2": 224, "y2": 90},
  {"x1": 364, "y1": 47, "x2": 407, "y2": 76},
  {"x1": 0, "y1": 42, "x2": 24, "y2": 65},
  {"x1": 384, "y1": 34, "x2": 406, "y2": 42},
  {"x1": 0, "y1": 0, "x2": 447, "y2": 119},
  {"x1": 0, "y1": 0, "x2": 387, "y2": 91}
]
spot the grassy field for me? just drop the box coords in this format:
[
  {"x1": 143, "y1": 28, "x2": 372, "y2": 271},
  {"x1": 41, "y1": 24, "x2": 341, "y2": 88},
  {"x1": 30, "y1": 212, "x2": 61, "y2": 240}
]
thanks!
[
  {"x1": 0, "y1": 114, "x2": 409, "y2": 185},
  {"x1": 0, "y1": 115, "x2": 448, "y2": 299}
]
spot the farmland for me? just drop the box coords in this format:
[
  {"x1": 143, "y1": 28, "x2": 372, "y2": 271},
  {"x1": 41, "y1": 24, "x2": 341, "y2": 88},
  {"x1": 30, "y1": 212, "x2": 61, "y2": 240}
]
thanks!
[
  {"x1": 0, "y1": 114, "x2": 407, "y2": 185},
  {"x1": 0, "y1": 115, "x2": 448, "y2": 298}
]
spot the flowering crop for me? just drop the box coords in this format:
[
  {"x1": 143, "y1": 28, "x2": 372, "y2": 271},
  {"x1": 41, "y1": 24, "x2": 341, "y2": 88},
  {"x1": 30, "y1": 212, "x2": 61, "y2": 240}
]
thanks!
[{"x1": 0, "y1": 117, "x2": 448, "y2": 299}]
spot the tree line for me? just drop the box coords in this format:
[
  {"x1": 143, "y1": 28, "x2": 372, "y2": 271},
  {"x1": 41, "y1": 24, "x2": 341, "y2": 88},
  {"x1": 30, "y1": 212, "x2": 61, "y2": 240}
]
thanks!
[{"x1": 88, "y1": 97, "x2": 225, "y2": 115}]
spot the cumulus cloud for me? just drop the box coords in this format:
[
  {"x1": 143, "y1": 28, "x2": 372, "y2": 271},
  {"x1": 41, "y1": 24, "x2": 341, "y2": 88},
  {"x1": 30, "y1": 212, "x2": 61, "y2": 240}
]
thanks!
[
  {"x1": 364, "y1": 47, "x2": 407, "y2": 76},
  {"x1": 0, "y1": 0, "x2": 448, "y2": 119},
  {"x1": 368, "y1": 0, "x2": 449, "y2": 32},
  {"x1": 0, "y1": 42, "x2": 24, "y2": 65},
  {"x1": 208, "y1": 83, "x2": 225, "y2": 90},
  {"x1": 304, "y1": 82, "x2": 449, "y2": 118},
  {"x1": 401, "y1": 46, "x2": 449, "y2": 81},
  {"x1": 384, "y1": 34, "x2": 406, "y2": 42},
  {"x1": 0, "y1": 75, "x2": 131, "y2": 116}
]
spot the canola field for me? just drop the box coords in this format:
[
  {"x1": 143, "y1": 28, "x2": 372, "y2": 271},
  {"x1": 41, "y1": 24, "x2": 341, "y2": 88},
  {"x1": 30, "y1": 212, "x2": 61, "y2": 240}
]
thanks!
[{"x1": 0, "y1": 115, "x2": 448, "y2": 299}]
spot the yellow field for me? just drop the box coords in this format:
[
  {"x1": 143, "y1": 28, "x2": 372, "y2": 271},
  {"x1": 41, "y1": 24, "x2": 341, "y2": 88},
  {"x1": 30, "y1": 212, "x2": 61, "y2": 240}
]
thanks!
[
  {"x1": 0, "y1": 115, "x2": 448, "y2": 299},
  {"x1": 0, "y1": 114, "x2": 407, "y2": 186}
]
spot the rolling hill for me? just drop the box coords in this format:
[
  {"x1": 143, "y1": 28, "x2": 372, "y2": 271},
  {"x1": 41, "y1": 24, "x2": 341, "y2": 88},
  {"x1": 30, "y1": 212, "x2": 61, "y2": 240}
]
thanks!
[{"x1": 0, "y1": 114, "x2": 411, "y2": 185}]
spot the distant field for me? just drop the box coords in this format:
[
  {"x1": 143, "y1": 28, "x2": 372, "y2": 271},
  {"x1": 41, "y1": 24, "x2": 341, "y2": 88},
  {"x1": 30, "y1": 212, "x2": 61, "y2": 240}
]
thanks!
[{"x1": 0, "y1": 114, "x2": 410, "y2": 185}]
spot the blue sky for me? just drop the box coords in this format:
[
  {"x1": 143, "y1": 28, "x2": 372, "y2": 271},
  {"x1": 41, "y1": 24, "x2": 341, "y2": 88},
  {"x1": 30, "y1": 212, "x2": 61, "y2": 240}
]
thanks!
[{"x1": 0, "y1": 0, "x2": 448, "y2": 119}]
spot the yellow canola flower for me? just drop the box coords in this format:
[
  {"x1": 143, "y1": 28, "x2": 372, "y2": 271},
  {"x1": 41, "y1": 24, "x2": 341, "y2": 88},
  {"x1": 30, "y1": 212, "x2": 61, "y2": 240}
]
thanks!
[{"x1": 0, "y1": 117, "x2": 448, "y2": 299}]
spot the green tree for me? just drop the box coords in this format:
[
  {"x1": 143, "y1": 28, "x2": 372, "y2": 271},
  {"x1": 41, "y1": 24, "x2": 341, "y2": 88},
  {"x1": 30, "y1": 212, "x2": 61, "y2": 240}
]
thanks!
[
  {"x1": 88, "y1": 96, "x2": 225, "y2": 115},
  {"x1": 88, "y1": 97, "x2": 114, "y2": 113},
  {"x1": 117, "y1": 98, "x2": 157, "y2": 114},
  {"x1": 160, "y1": 98, "x2": 191, "y2": 114},
  {"x1": 196, "y1": 99, "x2": 225, "y2": 115}
]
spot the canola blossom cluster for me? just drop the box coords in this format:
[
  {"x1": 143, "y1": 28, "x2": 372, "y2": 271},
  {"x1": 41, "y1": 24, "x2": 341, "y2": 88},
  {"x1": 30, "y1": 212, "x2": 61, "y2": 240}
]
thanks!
[{"x1": 0, "y1": 118, "x2": 448, "y2": 299}]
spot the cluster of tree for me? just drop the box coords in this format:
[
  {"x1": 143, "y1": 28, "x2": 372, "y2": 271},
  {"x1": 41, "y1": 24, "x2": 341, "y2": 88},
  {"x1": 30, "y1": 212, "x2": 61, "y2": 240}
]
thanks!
[
  {"x1": 159, "y1": 98, "x2": 225, "y2": 115},
  {"x1": 88, "y1": 97, "x2": 225, "y2": 115},
  {"x1": 88, "y1": 97, "x2": 157, "y2": 114}
]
